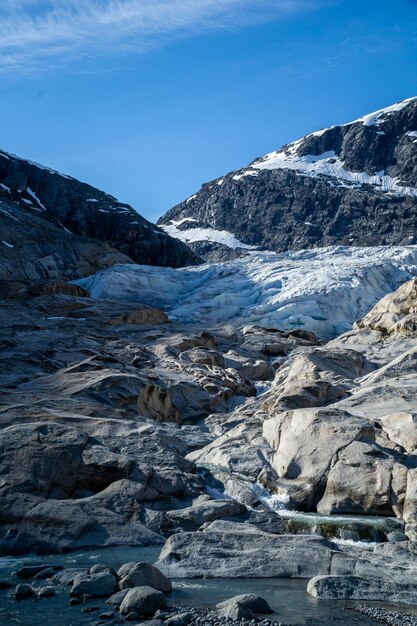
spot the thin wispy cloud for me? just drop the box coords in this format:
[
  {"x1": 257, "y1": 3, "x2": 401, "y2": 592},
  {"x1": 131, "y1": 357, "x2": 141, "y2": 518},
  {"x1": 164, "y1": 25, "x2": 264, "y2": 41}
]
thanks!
[{"x1": 0, "y1": 0, "x2": 333, "y2": 73}]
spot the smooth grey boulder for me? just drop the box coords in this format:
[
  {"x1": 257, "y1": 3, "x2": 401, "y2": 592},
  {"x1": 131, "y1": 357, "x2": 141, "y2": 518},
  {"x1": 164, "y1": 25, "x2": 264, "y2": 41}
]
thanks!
[
  {"x1": 216, "y1": 593, "x2": 273, "y2": 614},
  {"x1": 106, "y1": 588, "x2": 130, "y2": 607},
  {"x1": 156, "y1": 530, "x2": 342, "y2": 578},
  {"x1": 33, "y1": 567, "x2": 56, "y2": 580},
  {"x1": 117, "y1": 562, "x2": 137, "y2": 579},
  {"x1": 89, "y1": 563, "x2": 113, "y2": 575},
  {"x1": 317, "y1": 440, "x2": 406, "y2": 516},
  {"x1": 119, "y1": 585, "x2": 167, "y2": 616},
  {"x1": 70, "y1": 571, "x2": 117, "y2": 597},
  {"x1": 53, "y1": 568, "x2": 87, "y2": 585},
  {"x1": 217, "y1": 601, "x2": 253, "y2": 621},
  {"x1": 355, "y1": 278, "x2": 417, "y2": 335},
  {"x1": 307, "y1": 575, "x2": 417, "y2": 604},
  {"x1": 387, "y1": 531, "x2": 408, "y2": 543},
  {"x1": 148, "y1": 498, "x2": 246, "y2": 535},
  {"x1": 119, "y1": 562, "x2": 172, "y2": 593}
]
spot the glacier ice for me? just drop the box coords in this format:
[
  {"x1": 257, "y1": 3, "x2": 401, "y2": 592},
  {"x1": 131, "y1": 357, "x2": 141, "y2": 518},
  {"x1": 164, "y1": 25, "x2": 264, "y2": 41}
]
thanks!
[{"x1": 75, "y1": 245, "x2": 417, "y2": 340}]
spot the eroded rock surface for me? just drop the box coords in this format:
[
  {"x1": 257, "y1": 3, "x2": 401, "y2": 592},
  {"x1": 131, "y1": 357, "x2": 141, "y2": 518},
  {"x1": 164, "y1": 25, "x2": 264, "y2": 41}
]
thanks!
[{"x1": 3, "y1": 271, "x2": 417, "y2": 611}]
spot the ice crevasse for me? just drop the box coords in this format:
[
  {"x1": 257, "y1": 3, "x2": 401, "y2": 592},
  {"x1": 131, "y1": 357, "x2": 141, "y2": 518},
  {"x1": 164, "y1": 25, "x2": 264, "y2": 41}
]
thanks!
[{"x1": 75, "y1": 245, "x2": 417, "y2": 340}]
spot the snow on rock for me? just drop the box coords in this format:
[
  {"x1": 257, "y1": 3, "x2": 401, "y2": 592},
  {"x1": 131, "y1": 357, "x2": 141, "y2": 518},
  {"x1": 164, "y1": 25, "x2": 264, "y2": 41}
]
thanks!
[
  {"x1": 244, "y1": 98, "x2": 417, "y2": 198},
  {"x1": 350, "y1": 97, "x2": 417, "y2": 127},
  {"x1": 75, "y1": 245, "x2": 417, "y2": 340},
  {"x1": 26, "y1": 187, "x2": 47, "y2": 211},
  {"x1": 251, "y1": 149, "x2": 417, "y2": 198},
  {"x1": 162, "y1": 221, "x2": 257, "y2": 250}
]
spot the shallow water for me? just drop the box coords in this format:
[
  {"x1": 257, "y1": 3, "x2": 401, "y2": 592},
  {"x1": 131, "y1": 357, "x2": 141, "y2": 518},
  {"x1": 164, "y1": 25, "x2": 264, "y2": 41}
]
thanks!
[{"x1": 1, "y1": 546, "x2": 417, "y2": 626}]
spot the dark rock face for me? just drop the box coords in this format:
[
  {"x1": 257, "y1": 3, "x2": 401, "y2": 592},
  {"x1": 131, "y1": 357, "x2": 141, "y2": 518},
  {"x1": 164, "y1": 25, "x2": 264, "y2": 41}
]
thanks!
[
  {"x1": 0, "y1": 150, "x2": 200, "y2": 284},
  {"x1": 159, "y1": 98, "x2": 417, "y2": 258}
]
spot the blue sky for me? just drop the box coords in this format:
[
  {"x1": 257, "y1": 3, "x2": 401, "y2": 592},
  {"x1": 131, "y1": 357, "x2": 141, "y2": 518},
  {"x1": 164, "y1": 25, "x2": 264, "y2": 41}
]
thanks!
[{"x1": 0, "y1": 0, "x2": 416, "y2": 222}]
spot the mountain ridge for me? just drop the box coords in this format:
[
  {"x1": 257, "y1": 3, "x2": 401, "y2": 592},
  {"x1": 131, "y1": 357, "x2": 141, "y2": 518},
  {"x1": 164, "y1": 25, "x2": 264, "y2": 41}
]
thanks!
[
  {"x1": 159, "y1": 97, "x2": 417, "y2": 260},
  {"x1": 0, "y1": 148, "x2": 200, "y2": 285}
]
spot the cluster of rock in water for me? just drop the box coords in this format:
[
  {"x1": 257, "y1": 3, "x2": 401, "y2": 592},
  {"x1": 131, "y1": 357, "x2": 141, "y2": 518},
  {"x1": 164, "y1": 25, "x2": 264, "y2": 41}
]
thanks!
[
  {"x1": 3, "y1": 270, "x2": 417, "y2": 617},
  {"x1": 5, "y1": 559, "x2": 283, "y2": 626}
]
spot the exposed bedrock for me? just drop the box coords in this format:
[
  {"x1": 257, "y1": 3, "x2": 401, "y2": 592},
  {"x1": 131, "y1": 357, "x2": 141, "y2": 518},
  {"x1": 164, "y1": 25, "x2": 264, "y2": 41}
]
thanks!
[
  {"x1": 3, "y1": 272, "x2": 417, "y2": 617},
  {"x1": 0, "y1": 148, "x2": 200, "y2": 285}
]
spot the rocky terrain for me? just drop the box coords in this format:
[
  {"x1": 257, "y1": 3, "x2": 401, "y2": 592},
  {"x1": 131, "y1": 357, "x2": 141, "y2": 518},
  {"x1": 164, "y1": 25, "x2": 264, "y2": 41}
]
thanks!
[
  {"x1": 4, "y1": 135, "x2": 417, "y2": 623},
  {"x1": 2, "y1": 244, "x2": 417, "y2": 624},
  {"x1": 159, "y1": 97, "x2": 417, "y2": 260},
  {"x1": 0, "y1": 149, "x2": 200, "y2": 287}
]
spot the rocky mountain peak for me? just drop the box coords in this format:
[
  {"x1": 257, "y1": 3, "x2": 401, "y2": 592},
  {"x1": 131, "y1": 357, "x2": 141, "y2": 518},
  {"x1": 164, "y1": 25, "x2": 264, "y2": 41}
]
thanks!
[{"x1": 158, "y1": 97, "x2": 417, "y2": 260}]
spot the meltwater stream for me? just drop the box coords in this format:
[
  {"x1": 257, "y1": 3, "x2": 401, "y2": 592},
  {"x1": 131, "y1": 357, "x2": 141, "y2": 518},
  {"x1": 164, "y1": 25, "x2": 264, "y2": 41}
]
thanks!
[{"x1": 1, "y1": 546, "x2": 417, "y2": 626}]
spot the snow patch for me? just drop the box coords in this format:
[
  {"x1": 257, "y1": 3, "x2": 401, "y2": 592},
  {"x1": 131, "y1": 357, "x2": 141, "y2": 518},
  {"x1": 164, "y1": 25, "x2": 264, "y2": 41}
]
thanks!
[
  {"x1": 351, "y1": 97, "x2": 416, "y2": 127},
  {"x1": 233, "y1": 171, "x2": 259, "y2": 181},
  {"x1": 26, "y1": 187, "x2": 47, "y2": 211},
  {"x1": 251, "y1": 149, "x2": 417, "y2": 198},
  {"x1": 162, "y1": 223, "x2": 257, "y2": 250}
]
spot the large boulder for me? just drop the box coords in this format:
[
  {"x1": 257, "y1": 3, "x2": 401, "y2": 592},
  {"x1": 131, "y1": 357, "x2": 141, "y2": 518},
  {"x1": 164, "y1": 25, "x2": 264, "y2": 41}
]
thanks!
[
  {"x1": 217, "y1": 601, "x2": 253, "y2": 620},
  {"x1": 156, "y1": 530, "x2": 344, "y2": 579},
  {"x1": 119, "y1": 562, "x2": 172, "y2": 593},
  {"x1": 262, "y1": 407, "x2": 375, "y2": 509},
  {"x1": 70, "y1": 571, "x2": 117, "y2": 597},
  {"x1": 147, "y1": 499, "x2": 246, "y2": 535},
  {"x1": 355, "y1": 277, "x2": 417, "y2": 335},
  {"x1": 317, "y1": 440, "x2": 407, "y2": 517},
  {"x1": 216, "y1": 594, "x2": 273, "y2": 614},
  {"x1": 119, "y1": 586, "x2": 167, "y2": 616},
  {"x1": 307, "y1": 574, "x2": 417, "y2": 604}
]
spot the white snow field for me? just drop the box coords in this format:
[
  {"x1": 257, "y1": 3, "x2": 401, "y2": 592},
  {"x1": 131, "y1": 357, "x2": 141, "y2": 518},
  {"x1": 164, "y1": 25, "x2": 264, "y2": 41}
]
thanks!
[
  {"x1": 162, "y1": 218, "x2": 257, "y2": 250},
  {"x1": 75, "y1": 245, "x2": 417, "y2": 340}
]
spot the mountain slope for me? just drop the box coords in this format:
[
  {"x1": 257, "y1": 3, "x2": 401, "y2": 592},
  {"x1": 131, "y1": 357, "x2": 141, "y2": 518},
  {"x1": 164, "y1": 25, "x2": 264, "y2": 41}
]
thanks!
[
  {"x1": 0, "y1": 150, "x2": 200, "y2": 285},
  {"x1": 159, "y1": 97, "x2": 417, "y2": 259}
]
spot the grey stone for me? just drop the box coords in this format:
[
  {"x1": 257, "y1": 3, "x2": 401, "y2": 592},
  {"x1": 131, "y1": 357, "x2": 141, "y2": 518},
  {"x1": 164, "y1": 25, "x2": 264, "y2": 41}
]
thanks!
[
  {"x1": 157, "y1": 531, "x2": 342, "y2": 578},
  {"x1": 216, "y1": 594, "x2": 273, "y2": 614},
  {"x1": 90, "y1": 564, "x2": 113, "y2": 575},
  {"x1": 106, "y1": 588, "x2": 130, "y2": 607},
  {"x1": 307, "y1": 575, "x2": 417, "y2": 604},
  {"x1": 119, "y1": 586, "x2": 167, "y2": 616},
  {"x1": 70, "y1": 571, "x2": 117, "y2": 597},
  {"x1": 119, "y1": 562, "x2": 172, "y2": 593},
  {"x1": 217, "y1": 601, "x2": 253, "y2": 621}
]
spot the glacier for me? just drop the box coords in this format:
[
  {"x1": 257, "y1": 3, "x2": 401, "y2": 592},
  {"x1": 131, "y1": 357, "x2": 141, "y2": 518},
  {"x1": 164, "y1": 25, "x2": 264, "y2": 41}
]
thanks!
[{"x1": 75, "y1": 245, "x2": 417, "y2": 340}]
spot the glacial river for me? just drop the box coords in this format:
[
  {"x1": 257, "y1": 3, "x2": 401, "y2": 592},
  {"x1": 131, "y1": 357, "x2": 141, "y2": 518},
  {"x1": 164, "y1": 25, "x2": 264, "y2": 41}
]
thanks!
[{"x1": 2, "y1": 546, "x2": 417, "y2": 626}]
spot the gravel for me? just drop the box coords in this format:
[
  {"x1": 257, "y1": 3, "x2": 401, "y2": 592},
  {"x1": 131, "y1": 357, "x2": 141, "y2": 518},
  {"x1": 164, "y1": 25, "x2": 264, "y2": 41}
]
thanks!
[{"x1": 352, "y1": 605, "x2": 417, "y2": 626}]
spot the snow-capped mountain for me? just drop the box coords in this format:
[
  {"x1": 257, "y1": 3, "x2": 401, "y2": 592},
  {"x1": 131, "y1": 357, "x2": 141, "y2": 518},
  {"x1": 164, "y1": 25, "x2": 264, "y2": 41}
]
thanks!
[
  {"x1": 159, "y1": 97, "x2": 417, "y2": 259},
  {"x1": 0, "y1": 149, "x2": 200, "y2": 284}
]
